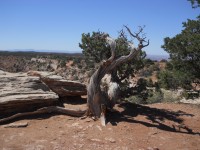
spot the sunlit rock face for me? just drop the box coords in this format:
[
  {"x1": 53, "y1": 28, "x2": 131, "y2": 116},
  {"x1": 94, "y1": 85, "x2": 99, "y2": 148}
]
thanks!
[{"x1": 0, "y1": 70, "x2": 58, "y2": 118}]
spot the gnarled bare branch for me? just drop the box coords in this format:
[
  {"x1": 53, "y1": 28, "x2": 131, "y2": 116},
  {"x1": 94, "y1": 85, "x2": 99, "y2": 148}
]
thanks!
[
  {"x1": 105, "y1": 36, "x2": 116, "y2": 62},
  {"x1": 124, "y1": 25, "x2": 149, "y2": 48}
]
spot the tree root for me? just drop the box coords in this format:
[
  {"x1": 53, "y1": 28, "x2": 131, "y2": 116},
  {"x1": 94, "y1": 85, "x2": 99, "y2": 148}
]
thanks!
[{"x1": 0, "y1": 106, "x2": 87, "y2": 124}]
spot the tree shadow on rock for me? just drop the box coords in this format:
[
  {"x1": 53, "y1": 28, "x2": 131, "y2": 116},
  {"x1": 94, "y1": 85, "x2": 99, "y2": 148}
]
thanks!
[
  {"x1": 107, "y1": 102, "x2": 200, "y2": 136},
  {"x1": 59, "y1": 96, "x2": 87, "y2": 105}
]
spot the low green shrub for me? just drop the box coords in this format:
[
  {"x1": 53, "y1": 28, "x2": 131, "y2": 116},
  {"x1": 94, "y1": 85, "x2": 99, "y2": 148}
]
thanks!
[
  {"x1": 146, "y1": 90, "x2": 163, "y2": 104},
  {"x1": 125, "y1": 95, "x2": 145, "y2": 104}
]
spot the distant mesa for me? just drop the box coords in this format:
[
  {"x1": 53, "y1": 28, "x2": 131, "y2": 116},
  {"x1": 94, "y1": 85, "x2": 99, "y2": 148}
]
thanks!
[
  {"x1": 146, "y1": 54, "x2": 169, "y2": 61},
  {"x1": 0, "y1": 49, "x2": 169, "y2": 61},
  {"x1": 5, "y1": 49, "x2": 81, "y2": 54}
]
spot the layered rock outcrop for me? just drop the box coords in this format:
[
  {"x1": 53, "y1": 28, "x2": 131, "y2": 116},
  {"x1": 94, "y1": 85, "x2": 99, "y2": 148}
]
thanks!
[
  {"x1": 0, "y1": 70, "x2": 87, "y2": 118},
  {"x1": 27, "y1": 71, "x2": 87, "y2": 97},
  {"x1": 0, "y1": 70, "x2": 58, "y2": 118}
]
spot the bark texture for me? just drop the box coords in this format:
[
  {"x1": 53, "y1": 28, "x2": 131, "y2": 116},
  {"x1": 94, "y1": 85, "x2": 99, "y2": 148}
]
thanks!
[{"x1": 87, "y1": 27, "x2": 149, "y2": 119}]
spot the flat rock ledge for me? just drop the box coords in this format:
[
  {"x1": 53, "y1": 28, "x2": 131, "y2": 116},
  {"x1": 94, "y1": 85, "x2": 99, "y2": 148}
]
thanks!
[
  {"x1": 0, "y1": 70, "x2": 58, "y2": 118},
  {"x1": 0, "y1": 70, "x2": 87, "y2": 118},
  {"x1": 27, "y1": 71, "x2": 87, "y2": 97}
]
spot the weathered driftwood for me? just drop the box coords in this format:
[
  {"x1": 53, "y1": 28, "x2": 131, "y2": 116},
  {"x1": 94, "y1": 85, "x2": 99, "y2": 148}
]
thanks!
[{"x1": 0, "y1": 106, "x2": 86, "y2": 124}]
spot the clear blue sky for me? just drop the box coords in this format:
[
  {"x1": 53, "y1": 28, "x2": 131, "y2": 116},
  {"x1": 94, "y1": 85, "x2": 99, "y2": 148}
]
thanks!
[{"x1": 0, "y1": 0, "x2": 199, "y2": 55}]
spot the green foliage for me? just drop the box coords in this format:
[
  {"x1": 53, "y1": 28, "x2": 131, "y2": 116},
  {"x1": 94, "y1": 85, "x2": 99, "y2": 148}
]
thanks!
[
  {"x1": 158, "y1": 70, "x2": 193, "y2": 90},
  {"x1": 139, "y1": 60, "x2": 160, "y2": 78},
  {"x1": 149, "y1": 63, "x2": 160, "y2": 72},
  {"x1": 60, "y1": 60, "x2": 66, "y2": 68},
  {"x1": 143, "y1": 58, "x2": 154, "y2": 67},
  {"x1": 181, "y1": 90, "x2": 190, "y2": 99},
  {"x1": 73, "y1": 57, "x2": 81, "y2": 64},
  {"x1": 125, "y1": 78, "x2": 148, "y2": 104},
  {"x1": 79, "y1": 31, "x2": 111, "y2": 64},
  {"x1": 147, "y1": 78, "x2": 154, "y2": 87},
  {"x1": 71, "y1": 69, "x2": 76, "y2": 75},
  {"x1": 139, "y1": 63, "x2": 159, "y2": 78},
  {"x1": 158, "y1": 70, "x2": 177, "y2": 90},
  {"x1": 161, "y1": 16, "x2": 200, "y2": 89},
  {"x1": 188, "y1": 0, "x2": 200, "y2": 8},
  {"x1": 139, "y1": 69, "x2": 152, "y2": 77},
  {"x1": 79, "y1": 30, "x2": 146, "y2": 96},
  {"x1": 181, "y1": 90, "x2": 199, "y2": 99},
  {"x1": 125, "y1": 95, "x2": 145, "y2": 104},
  {"x1": 77, "y1": 63, "x2": 82, "y2": 69},
  {"x1": 137, "y1": 78, "x2": 147, "y2": 93},
  {"x1": 161, "y1": 89, "x2": 180, "y2": 103},
  {"x1": 160, "y1": 59, "x2": 168, "y2": 62},
  {"x1": 126, "y1": 86, "x2": 182, "y2": 104},
  {"x1": 73, "y1": 75, "x2": 79, "y2": 81},
  {"x1": 146, "y1": 90, "x2": 163, "y2": 104},
  {"x1": 126, "y1": 82, "x2": 164, "y2": 104},
  {"x1": 79, "y1": 31, "x2": 146, "y2": 71},
  {"x1": 165, "y1": 62, "x2": 173, "y2": 70}
]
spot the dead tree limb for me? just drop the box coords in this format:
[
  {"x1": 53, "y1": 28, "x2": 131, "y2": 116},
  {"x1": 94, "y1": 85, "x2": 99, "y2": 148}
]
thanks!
[
  {"x1": 0, "y1": 106, "x2": 86, "y2": 124},
  {"x1": 87, "y1": 26, "x2": 149, "y2": 122}
]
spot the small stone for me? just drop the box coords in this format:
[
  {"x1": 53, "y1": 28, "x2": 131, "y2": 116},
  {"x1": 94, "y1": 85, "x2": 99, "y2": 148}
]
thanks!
[
  {"x1": 88, "y1": 124, "x2": 94, "y2": 128},
  {"x1": 105, "y1": 137, "x2": 116, "y2": 143},
  {"x1": 147, "y1": 147, "x2": 159, "y2": 150},
  {"x1": 90, "y1": 138, "x2": 101, "y2": 142},
  {"x1": 71, "y1": 123, "x2": 79, "y2": 127},
  {"x1": 85, "y1": 118, "x2": 92, "y2": 122},
  {"x1": 3, "y1": 122, "x2": 28, "y2": 128},
  {"x1": 96, "y1": 125, "x2": 102, "y2": 131},
  {"x1": 108, "y1": 128, "x2": 113, "y2": 131}
]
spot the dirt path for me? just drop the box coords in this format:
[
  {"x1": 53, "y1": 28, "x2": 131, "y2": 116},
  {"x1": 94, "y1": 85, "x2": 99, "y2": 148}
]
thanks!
[{"x1": 0, "y1": 103, "x2": 200, "y2": 150}]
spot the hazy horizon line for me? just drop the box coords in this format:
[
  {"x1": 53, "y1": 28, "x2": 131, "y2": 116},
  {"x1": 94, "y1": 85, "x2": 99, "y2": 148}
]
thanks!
[{"x1": 0, "y1": 49, "x2": 169, "y2": 56}]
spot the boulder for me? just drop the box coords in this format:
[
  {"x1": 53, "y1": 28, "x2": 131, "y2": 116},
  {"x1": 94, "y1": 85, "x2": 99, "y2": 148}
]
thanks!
[
  {"x1": 27, "y1": 71, "x2": 87, "y2": 97},
  {"x1": 0, "y1": 70, "x2": 58, "y2": 118}
]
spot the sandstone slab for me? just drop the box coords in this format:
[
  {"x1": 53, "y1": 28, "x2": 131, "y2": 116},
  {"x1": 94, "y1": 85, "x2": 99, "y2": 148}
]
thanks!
[
  {"x1": 27, "y1": 71, "x2": 87, "y2": 97},
  {"x1": 0, "y1": 70, "x2": 58, "y2": 118}
]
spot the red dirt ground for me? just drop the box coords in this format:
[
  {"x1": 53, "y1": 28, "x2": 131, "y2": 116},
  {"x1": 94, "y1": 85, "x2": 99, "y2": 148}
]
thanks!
[{"x1": 0, "y1": 103, "x2": 200, "y2": 150}]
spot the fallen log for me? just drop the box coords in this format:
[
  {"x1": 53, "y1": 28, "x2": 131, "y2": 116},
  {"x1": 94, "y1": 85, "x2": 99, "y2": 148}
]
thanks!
[{"x1": 0, "y1": 106, "x2": 86, "y2": 124}]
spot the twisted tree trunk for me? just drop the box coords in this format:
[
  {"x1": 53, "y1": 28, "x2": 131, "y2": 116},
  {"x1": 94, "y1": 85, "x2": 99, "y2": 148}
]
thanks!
[{"x1": 86, "y1": 29, "x2": 149, "y2": 123}]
